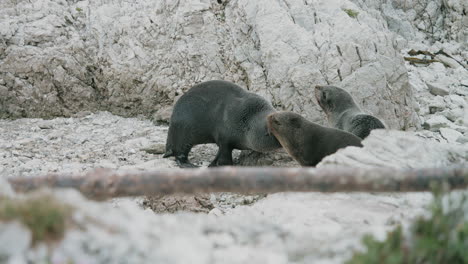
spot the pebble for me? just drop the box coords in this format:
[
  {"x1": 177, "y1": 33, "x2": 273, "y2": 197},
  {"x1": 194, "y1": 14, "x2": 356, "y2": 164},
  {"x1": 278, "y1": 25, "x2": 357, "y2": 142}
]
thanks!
[
  {"x1": 456, "y1": 135, "x2": 468, "y2": 144},
  {"x1": 141, "y1": 143, "x2": 166, "y2": 154},
  {"x1": 208, "y1": 208, "x2": 224, "y2": 216},
  {"x1": 439, "y1": 128, "x2": 462, "y2": 143},
  {"x1": 426, "y1": 82, "x2": 449, "y2": 96},
  {"x1": 447, "y1": 94, "x2": 466, "y2": 108},
  {"x1": 422, "y1": 115, "x2": 452, "y2": 131}
]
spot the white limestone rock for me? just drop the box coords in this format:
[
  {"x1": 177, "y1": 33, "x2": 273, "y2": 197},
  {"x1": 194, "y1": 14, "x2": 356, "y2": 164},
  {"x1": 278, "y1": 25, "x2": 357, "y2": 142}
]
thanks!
[
  {"x1": 318, "y1": 130, "x2": 468, "y2": 168},
  {"x1": 0, "y1": 0, "x2": 419, "y2": 129},
  {"x1": 0, "y1": 222, "x2": 31, "y2": 262},
  {"x1": 353, "y1": 0, "x2": 468, "y2": 43},
  {"x1": 439, "y1": 127, "x2": 463, "y2": 143},
  {"x1": 423, "y1": 115, "x2": 453, "y2": 131},
  {"x1": 0, "y1": 188, "x2": 433, "y2": 264},
  {"x1": 0, "y1": 176, "x2": 15, "y2": 198},
  {"x1": 456, "y1": 135, "x2": 468, "y2": 144},
  {"x1": 427, "y1": 82, "x2": 449, "y2": 96}
]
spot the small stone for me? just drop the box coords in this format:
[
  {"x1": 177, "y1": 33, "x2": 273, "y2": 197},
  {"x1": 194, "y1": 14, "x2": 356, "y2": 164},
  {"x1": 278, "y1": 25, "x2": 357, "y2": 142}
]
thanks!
[
  {"x1": 426, "y1": 83, "x2": 449, "y2": 96},
  {"x1": 98, "y1": 160, "x2": 117, "y2": 169},
  {"x1": 0, "y1": 222, "x2": 32, "y2": 257},
  {"x1": 429, "y1": 106, "x2": 444, "y2": 114},
  {"x1": 451, "y1": 124, "x2": 468, "y2": 134},
  {"x1": 422, "y1": 115, "x2": 452, "y2": 131},
  {"x1": 440, "y1": 108, "x2": 464, "y2": 122},
  {"x1": 427, "y1": 96, "x2": 445, "y2": 114},
  {"x1": 73, "y1": 110, "x2": 93, "y2": 118},
  {"x1": 456, "y1": 135, "x2": 468, "y2": 144},
  {"x1": 141, "y1": 143, "x2": 166, "y2": 154},
  {"x1": 439, "y1": 128, "x2": 462, "y2": 143},
  {"x1": 125, "y1": 137, "x2": 151, "y2": 149},
  {"x1": 153, "y1": 106, "x2": 173, "y2": 123},
  {"x1": 447, "y1": 95, "x2": 466, "y2": 108},
  {"x1": 242, "y1": 196, "x2": 254, "y2": 205},
  {"x1": 38, "y1": 122, "x2": 53, "y2": 129}
]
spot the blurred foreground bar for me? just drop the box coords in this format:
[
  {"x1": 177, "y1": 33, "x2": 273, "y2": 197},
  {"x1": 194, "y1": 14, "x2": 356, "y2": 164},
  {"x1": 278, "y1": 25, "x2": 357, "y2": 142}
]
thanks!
[{"x1": 8, "y1": 166, "x2": 468, "y2": 200}]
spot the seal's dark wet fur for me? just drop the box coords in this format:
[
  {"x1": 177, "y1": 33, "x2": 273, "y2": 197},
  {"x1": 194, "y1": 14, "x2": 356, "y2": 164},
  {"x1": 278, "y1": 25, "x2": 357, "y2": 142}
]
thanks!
[
  {"x1": 267, "y1": 112, "x2": 362, "y2": 166},
  {"x1": 315, "y1": 85, "x2": 385, "y2": 139}
]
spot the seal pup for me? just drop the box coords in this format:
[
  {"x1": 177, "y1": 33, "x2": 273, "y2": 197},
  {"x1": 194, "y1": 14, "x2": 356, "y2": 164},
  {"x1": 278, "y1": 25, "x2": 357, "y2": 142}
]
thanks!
[
  {"x1": 267, "y1": 111, "x2": 362, "y2": 166},
  {"x1": 164, "y1": 80, "x2": 281, "y2": 168},
  {"x1": 315, "y1": 85, "x2": 385, "y2": 139}
]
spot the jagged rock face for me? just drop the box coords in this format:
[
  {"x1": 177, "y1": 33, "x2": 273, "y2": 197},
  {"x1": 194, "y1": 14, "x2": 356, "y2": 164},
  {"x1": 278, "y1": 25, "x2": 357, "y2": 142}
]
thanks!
[
  {"x1": 0, "y1": 0, "x2": 419, "y2": 129},
  {"x1": 351, "y1": 0, "x2": 468, "y2": 43},
  {"x1": 318, "y1": 129, "x2": 468, "y2": 168}
]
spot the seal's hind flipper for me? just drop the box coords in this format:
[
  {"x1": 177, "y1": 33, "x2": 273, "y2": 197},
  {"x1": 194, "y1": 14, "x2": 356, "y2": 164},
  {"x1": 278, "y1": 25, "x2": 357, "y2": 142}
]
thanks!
[
  {"x1": 175, "y1": 154, "x2": 198, "y2": 168},
  {"x1": 176, "y1": 160, "x2": 199, "y2": 168},
  {"x1": 163, "y1": 149, "x2": 173, "y2": 158}
]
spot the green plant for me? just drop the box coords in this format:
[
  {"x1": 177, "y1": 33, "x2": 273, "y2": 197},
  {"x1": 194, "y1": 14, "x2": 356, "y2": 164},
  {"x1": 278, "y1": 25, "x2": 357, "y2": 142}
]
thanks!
[
  {"x1": 76, "y1": 7, "x2": 83, "y2": 12},
  {"x1": 347, "y1": 190, "x2": 468, "y2": 264},
  {"x1": 343, "y1": 8, "x2": 359, "y2": 19},
  {"x1": 0, "y1": 194, "x2": 72, "y2": 244}
]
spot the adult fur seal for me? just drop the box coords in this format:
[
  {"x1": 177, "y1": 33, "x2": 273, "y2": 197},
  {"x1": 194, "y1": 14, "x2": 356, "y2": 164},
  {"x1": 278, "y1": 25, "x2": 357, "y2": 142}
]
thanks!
[
  {"x1": 267, "y1": 111, "x2": 362, "y2": 166},
  {"x1": 164, "y1": 80, "x2": 281, "y2": 168},
  {"x1": 314, "y1": 85, "x2": 385, "y2": 139}
]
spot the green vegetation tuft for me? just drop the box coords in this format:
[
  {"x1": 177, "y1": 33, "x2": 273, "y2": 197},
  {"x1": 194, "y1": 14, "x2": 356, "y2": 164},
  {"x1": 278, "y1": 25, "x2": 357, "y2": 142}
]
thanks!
[
  {"x1": 76, "y1": 7, "x2": 83, "y2": 12},
  {"x1": 0, "y1": 194, "x2": 72, "y2": 244},
  {"x1": 347, "y1": 190, "x2": 468, "y2": 264},
  {"x1": 343, "y1": 8, "x2": 359, "y2": 19}
]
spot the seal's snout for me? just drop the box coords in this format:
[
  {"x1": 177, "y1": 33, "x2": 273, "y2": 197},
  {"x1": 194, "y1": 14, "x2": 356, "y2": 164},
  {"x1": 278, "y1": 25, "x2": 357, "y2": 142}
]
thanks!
[
  {"x1": 315, "y1": 85, "x2": 325, "y2": 94},
  {"x1": 267, "y1": 114, "x2": 281, "y2": 135},
  {"x1": 268, "y1": 114, "x2": 281, "y2": 126}
]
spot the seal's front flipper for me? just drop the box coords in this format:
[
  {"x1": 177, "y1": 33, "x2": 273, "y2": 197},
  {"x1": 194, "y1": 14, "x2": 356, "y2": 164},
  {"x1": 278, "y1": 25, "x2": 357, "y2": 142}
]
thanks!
[
  {"x1": 163, "y1": 149, "x2": 173, "y2": 158},
  {"x1": 175, "y1": 154, "x2": 199, "y2": 168},
  {"x1": 209, "y1": 145, "x2": 233, "y2": 167}
]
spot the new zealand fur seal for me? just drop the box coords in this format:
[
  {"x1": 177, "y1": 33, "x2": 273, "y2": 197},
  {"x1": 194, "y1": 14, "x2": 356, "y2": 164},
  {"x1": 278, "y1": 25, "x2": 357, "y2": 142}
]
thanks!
[
  {"x1": 164, "y1": 80, "x2": 281, "y2": 168},
  {"x1": 267, "y1": 111, "x2": 362, "y2": 166},
  {"x1": 315, "y1": 85, "x2": 385, "y2": 139}
]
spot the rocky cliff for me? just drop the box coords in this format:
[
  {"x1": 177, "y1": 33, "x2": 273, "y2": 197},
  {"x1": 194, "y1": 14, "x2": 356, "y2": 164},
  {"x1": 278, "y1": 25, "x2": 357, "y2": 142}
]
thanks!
[
  {"x1": 3, "y1": 0, "x2": 453, "y2": 129},
  {"x1": 0, "y1": 1, "x2": 467, "y2": 263}
]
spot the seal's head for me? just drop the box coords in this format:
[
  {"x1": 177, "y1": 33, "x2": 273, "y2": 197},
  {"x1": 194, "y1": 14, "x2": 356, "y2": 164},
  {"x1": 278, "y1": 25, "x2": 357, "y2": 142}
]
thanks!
[
  {"x1": 314, "y1": 85, "x2": 356, "y2": 115},
  {"x1": 267, "y1": 112, "x2": 306, "y2": 163},
  {"x1": 267, "y1": 112, "x2": 303, "y2": 133},
  {"x1": 268, "y1": 111, "x2": 363, "y2": 166}
]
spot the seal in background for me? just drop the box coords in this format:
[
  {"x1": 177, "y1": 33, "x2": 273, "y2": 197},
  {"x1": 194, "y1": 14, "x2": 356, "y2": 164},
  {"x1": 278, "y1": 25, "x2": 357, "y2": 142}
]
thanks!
[{"x1": 315, "y1": 85, "x2": 385, "y2": 139}]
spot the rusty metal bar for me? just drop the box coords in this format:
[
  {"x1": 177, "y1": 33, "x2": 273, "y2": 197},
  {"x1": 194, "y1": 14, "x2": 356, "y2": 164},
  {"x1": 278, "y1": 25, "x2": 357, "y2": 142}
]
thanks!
[{"x1": 8, "y1": 166, "x2": 468, "y2": 200}]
